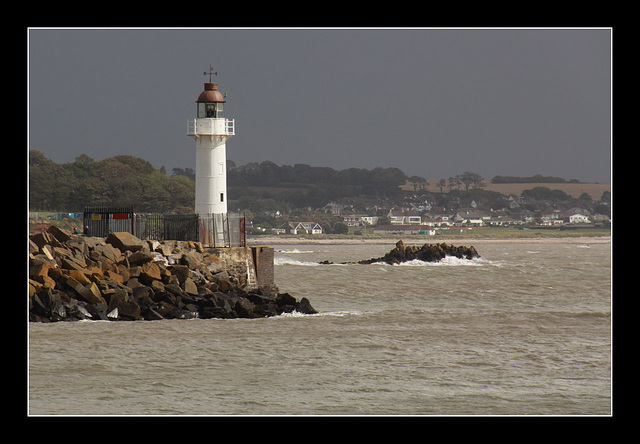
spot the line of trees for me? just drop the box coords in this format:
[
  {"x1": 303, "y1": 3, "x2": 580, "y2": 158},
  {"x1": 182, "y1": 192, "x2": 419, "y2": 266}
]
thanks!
[
  {"x1": 491, "y1": 174, "x2": 581, "y2": 184},
  {"x1": 29, "y1": 151, "x2": 408, "y2": 214},
  {"x1": 29, "y1": 151, "x2": 195, "y2": 213}
]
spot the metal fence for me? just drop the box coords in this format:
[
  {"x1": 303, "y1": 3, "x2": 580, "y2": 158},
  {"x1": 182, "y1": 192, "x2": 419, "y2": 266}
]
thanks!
[
  {"x1": 83, "y1": 207, "x2": 135, "y2": 237},
  {"x1": 83, "y1": 207, "x2": 245, "y2": 247}
]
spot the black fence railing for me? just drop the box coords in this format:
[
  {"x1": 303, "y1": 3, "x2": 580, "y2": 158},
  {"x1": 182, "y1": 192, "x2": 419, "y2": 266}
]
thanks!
[
  {"x1": 83, "y1": 206, "x2": 134, "y2": 237},
  {"x1": 83, "y1": 207, "x2": 245, "y2": 247}
]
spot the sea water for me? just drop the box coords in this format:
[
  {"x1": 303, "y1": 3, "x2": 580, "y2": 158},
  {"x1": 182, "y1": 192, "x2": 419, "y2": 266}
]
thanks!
[{"x1": 28, "y1": 240, "x2": 611, "y2": 415}]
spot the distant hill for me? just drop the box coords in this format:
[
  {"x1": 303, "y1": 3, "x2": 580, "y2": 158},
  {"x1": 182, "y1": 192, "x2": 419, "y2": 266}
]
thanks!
[{"x1": 404, "y1": 179, "x2": 610, "y2": 201}]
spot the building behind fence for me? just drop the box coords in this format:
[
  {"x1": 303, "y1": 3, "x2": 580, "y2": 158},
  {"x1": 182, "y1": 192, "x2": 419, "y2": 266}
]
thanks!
[{"x1": 83, "y1": 207, "x2": 246, "y2": 247}]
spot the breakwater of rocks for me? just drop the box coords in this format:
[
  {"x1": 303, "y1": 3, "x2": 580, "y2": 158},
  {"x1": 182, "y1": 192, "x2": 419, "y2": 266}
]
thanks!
[{"x1": 29, "y1": 226, "x2": 317, "y2": 323}]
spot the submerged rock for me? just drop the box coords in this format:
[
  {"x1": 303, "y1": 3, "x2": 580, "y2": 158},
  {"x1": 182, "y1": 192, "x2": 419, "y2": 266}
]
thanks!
[{"x1": 358, "y1": 240, "x2": 480, "y2": 265}]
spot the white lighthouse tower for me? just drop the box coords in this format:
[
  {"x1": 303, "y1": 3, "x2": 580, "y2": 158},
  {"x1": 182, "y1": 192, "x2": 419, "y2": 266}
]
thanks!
[{"x1": 187, "y1": 66, "x2": 235, "y2": 215}]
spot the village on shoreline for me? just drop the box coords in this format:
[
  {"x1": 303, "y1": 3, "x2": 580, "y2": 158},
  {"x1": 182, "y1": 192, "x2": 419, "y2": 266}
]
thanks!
[{"x1": 247, "y1": 232, "x2": 611, "y2": 246}]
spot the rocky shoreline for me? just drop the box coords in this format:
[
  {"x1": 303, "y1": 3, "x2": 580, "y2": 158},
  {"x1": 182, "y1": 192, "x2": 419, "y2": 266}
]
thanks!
[{"x1": 29, "y1": 226, "x2": 317, "y2": 323}]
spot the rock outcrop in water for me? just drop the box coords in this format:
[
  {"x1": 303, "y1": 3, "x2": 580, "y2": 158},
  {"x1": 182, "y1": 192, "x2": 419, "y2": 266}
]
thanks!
[
  {"x1": 358, "y1": 240, "x2": 480, "y2": 265},
  {"x1": 29, "y1": 227, "x2": 317, "y2": 323}
]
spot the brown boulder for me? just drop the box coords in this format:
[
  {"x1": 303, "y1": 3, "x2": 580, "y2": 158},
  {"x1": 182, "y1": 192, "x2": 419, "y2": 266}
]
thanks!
[
  {"x1": 128, "y1": 251, "x2": 155, "y2": 265},
  {"x1": 30, "y1": 232, "x2": 62, "y2": 249},
  {"x1": 93, "y1": 243, "x2": 123, "y2": 263},
  {"x1": 47, "y1": 225, "x2": 72, "y2": 243},
  {"x1": 140, "y1": 262, "x2": 162, "y2": 282},
  {"x1": 167, "y1": 265, "x2": 189, "y2": 283},
  {"x1": 184, "y1": 278, "x2": 199, "y2": 296},
  {"x1": 106, "y1": 232, "x2": 146, "y2": 253}
]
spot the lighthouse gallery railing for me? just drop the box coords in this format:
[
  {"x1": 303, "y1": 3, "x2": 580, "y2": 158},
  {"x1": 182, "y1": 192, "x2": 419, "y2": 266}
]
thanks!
[{"x1": 187, "y1": 119, "x2": 235, "y2": 136}]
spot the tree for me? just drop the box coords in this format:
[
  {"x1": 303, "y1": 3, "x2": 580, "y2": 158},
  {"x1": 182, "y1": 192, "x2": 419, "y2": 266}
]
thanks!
[
  {"x1": 459, "y1": 171, "x2": 483, "y2": 191},
  {"x1": 438, "y1": 179, "x2": 446, "y2": 193},
  {"x1": 332, "y1": 222, "x2": 348, "y2": 234}
]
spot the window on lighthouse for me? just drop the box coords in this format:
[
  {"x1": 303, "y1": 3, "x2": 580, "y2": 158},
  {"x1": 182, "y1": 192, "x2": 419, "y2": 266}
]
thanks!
[{"x1": 198, "y1": 103, "x2": 224, "y2": 118}]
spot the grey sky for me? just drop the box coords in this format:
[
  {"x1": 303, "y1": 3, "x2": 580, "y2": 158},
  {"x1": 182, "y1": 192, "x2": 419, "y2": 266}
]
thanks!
[{"x1": 28, "y1": 28, "x2": 611, "y2": 184}]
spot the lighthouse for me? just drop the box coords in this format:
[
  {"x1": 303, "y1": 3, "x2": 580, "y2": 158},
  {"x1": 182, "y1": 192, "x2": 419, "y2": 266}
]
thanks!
[{"x1": 187, "y1": 66, "x2": 235, "y2": 215}]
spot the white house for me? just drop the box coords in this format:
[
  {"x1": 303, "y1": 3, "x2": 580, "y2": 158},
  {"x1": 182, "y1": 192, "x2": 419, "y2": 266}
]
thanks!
[
  {"x1": 568, "y1": 214, "x2": 591, "y2": 224},
  {"x1": 276, "y1": 221, "x2": 324, "y2": 235},
  {"x1": 388, "y1": 209, "x2": 422, "y2": 225},
  {"x1": 453, "y1": 210, "x2": 489, "y2": 226}
]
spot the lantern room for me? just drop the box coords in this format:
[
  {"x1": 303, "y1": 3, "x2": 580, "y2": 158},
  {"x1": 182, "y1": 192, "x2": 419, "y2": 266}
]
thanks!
[{"x1": 196, "y1": 82, "x2": 225, "y2": 118}]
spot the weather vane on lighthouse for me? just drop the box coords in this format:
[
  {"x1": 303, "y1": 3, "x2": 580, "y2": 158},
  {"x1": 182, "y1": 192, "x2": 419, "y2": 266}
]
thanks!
[
  {"x1": 187, "y1": 65, "x2": 235, "y2": 216},
  {"x1": 204, "y1": 64, "x2": 217, "y2": 82}
]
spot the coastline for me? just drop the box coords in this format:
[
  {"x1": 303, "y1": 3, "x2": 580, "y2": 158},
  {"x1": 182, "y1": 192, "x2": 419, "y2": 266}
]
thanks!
[{"x1": 247, "y1": 235, "x2": 611, "y2": 246}]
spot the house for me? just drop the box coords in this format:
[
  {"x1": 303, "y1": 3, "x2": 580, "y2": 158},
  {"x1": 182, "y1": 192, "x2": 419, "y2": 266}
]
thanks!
[
  {"x1": 340, "y1": 214, "x2": 378, "y2": 227},
  {"x1": 486, "y1": 215, "x2": 524, "y2": 226},
  {"x1": 322, "y1": 202, "x2": 345, "y2": 215},
  {"x1": 276, "y1": 221, "x2": 324, "y2": 235},
  {"x1": 568, "y1": 214, "x2": 591, "y2": 224},
  {"x1": 388, "y1": 209, "x2": 422, "y2": 225},
  {"x1": 360, "y1": 216, "x2": 379, "y2": 226},
  {"x1": 420, "y1": 216, "x2": 453, "y2": 228},
  {"x1": 539, "y1": 210, "x2": 564, "y2": 226},
  {"x1": 453, "y1": 210, "x2": 490, "y2": 226}
]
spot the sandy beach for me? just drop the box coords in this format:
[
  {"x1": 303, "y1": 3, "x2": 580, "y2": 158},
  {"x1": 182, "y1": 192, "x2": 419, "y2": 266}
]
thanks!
[{"x1": 247, "y1": 235, "x2": 611, "y2": 246}]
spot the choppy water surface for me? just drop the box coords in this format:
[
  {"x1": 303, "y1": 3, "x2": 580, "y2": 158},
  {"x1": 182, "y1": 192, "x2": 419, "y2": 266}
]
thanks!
[{"x1": 28, "y1": 240, "x2": 611, "y2": 415}]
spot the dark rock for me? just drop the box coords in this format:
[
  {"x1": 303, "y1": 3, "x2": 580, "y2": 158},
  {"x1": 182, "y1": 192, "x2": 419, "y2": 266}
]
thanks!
[
  {"x1": 85, "y1": 303, "x2": 109, "y2": 321},
  {"x1": 277, "y1": 304, "x2": 297, "y2": 315},
  {"x1": 233, "y1": 297, "x2": 255, "y2": 318},
  {"x1": 107, "y1": 288, "x2": 141, "y2": 320},
  {"x1": 66, "y1": 299, "x2": 93, "y2": 320},
  {"x1": 359, "y1": 241, "x2": 480, "y2": 265},
  {"x1": 133, "y1": 286, "x2": 155, "y2": 308},
  {"x1": 245, "y1": 292, "x2": 275, "y2": 305},
  {"x1": 200, "y1": 306, "x2": 231, "y2": 319},
  {"x1": 142, "y1": 307, "x2": 165, "y2": 321},
  {"x1": 276, "y1": 292, "x2": 297, "y2": 307},
  {"x1": 253, "y1": 303, "x2": 279, "y2": 317},
  {"x1": 296, "y1": 297, "x2": 318, "y2": 315}
]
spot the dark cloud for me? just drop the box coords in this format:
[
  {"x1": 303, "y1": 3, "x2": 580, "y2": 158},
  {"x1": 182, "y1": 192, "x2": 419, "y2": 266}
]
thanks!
[{"x1": 28, "y1": 28, "x2": 611, "y2": 183}]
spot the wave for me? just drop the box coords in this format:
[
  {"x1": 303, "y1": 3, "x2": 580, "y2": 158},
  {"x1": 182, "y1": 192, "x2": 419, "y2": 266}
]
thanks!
[
  {"x1": 274, "y1": 257, "x2": 352, "y2": 267},
  {"x1": 274, "y1": 257, "x2": 321, "y2": 266},
  {"x1": 276, "y1": 310, "x2": 362, "y2": 318},
  {"x1": 275, "y1": 249, "x2": 314, "y2": 254},
  {"x1": 372, "y1": 256, "x2": 500, "y2": 267},
  {"x1": 275, "y1": 256, "x2": 501, "y2": 267}
]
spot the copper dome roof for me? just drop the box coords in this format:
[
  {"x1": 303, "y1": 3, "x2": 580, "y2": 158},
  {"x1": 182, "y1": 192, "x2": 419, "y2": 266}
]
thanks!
[{"x1": 196, "y1": 82, "x2": 225, "y2": 103}]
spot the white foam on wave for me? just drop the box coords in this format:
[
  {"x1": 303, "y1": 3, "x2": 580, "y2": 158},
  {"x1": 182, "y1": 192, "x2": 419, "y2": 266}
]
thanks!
[
  {"x1": 274, "y1": 257, "x2": 354, "y2": 266},
  {"x1": 372, "y1": 256, "x2": 500, "y2": 267},
  {"x1": 276, "y1": 309, "x2": 362, "y2": 318},
  {"x1": 275, "y1": 256, "x2": 501, "y2": 267},
  {"x1": 276, "y1": 249, "x2": 314, "y2": 253},
  {"x1": 274, "y1": 257, "x2": 321, "y2": 266}
]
